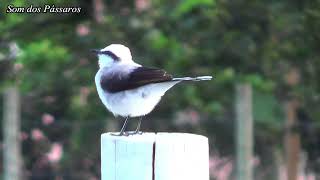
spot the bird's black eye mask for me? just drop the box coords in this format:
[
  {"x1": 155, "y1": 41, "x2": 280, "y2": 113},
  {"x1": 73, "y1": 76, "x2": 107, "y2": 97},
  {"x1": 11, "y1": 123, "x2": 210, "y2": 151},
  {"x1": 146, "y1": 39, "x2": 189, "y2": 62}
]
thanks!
[{"x1": 100, "y1": 51, "x2": 120, "y2": 61}]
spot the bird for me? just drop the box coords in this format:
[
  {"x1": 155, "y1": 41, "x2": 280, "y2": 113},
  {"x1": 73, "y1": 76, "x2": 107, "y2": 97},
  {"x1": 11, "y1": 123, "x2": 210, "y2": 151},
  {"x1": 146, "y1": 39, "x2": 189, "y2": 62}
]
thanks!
[{"x1": 92, "y1": 44, "x2": 212, "y2": 136}]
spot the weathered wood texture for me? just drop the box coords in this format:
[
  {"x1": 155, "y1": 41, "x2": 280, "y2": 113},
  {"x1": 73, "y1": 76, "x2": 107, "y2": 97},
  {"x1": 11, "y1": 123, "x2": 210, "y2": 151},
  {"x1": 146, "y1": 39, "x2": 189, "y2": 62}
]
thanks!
[
  {"x1": 285, "y1": 100, "x2": 300, "y2": 180},
  {"x1": 235, "y1": 84, "x2": 253, "y2": 180},
  {"x1": 3, "y1": 87, "x2": 22, "y2": 180},
  {"x1": 101, "y1": 132, "x2": 209, "y2": 180}
]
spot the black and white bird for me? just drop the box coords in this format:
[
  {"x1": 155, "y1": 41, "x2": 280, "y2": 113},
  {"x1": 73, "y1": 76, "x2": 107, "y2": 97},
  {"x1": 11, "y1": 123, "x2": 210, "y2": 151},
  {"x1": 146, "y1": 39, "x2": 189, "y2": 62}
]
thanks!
[{"x1": 92, "y1": 44, "x2": 212, "y2": 136}]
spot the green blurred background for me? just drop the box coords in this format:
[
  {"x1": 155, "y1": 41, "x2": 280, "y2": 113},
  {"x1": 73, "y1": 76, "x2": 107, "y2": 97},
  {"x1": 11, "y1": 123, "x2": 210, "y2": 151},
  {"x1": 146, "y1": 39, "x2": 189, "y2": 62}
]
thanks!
[{"x1": 1, "y1": 0, "x2": 320, "y2": 179}]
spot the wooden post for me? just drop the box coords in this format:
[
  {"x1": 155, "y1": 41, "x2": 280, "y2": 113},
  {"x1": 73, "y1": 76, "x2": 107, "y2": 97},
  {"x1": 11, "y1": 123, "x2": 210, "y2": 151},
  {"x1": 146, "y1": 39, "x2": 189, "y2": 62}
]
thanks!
[
  {"x1": 285, "y1": 100, "x2": 300, "y2": 180},
  {"x1": 3, "y1": 87, "x2": 22, "y2": 180},
  {"x1": 235, "y1": 84, "x2": 253, "y2": 180},
  {"x1": 101, "y1": 133, "x2": 209, "y2": 180}
]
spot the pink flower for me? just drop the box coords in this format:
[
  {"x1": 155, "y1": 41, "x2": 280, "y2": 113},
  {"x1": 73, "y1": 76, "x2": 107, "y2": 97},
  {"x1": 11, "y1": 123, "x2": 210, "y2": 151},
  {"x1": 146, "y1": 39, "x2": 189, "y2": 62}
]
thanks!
[
  {"x1": 20, "y1": 131, "x2": 29, "y2": 141},
  {"x1": 79, "y1": 87, "x2": 91, "y2": 105},
  {"x1": 135, "y1": 0, "x2": 150, "y2": 12},
  {"x1": 307, "y1": 174, "x2": 316, "y2": 180},
  {"x1": 209, "y1": 153, "x2": 233, "y2": 180},
  {"x1": 46, "y1": 143, "x2": 63, "y2": 163},
  {"x1": 174, "y1": 109, "x2": 200, "y2": 125},
  {"x1": 13, "y1": 63, "x2": 23, "y2": 72},
  {"x1": 80, "y1": 87, "x2": 90, "y2": 96},
  {"x1": 252, "y1": 156, "x2": 260, "y2": 167},
  {"x1": 55, "y1": 176, "x2": 63, "y2": 180},
  {"x1": 76, "y1": 24, "x2": 90, "y2": 36},
  {"x1": 79, "y1": 58, "x2": 89, "y2": 66},
  {"x1": 31, "y1": 129, "x2": 45, "y2": 141},
  {"x1": 42, "y1": 113, "x2": 55, "y2": 125},
  {"x1": 189, "y1": 110, "x2": 200, "y2": 125}
]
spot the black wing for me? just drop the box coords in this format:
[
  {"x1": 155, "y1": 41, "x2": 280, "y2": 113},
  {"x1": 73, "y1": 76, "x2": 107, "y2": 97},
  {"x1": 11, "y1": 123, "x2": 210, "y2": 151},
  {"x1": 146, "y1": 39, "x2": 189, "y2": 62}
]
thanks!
[{"x1": 101, "y1": 67, "x2": 173, "y2": 93}]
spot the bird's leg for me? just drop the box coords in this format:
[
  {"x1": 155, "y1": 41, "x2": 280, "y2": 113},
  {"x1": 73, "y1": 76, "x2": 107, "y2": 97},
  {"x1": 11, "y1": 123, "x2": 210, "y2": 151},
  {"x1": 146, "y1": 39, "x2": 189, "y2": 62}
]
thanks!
[
  {"x1": 119, "y1": 117, "x2": 129, "y2": 136},
  {"x1": 128, "y1": 117, "x2": 143, "y2": 135},
  {"x1": 135, "y1": 117, "x2": 143, "y2": 134},
  {"x1": 111, "y1": 117, "x2": 129, "y2": 136}
]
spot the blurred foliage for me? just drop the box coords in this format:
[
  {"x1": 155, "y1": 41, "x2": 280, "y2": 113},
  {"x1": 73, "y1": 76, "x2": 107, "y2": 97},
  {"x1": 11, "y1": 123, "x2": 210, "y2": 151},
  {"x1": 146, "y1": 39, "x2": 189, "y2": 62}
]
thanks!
[
  {"x1": 17, "y1": 40, "x2": 71, "y2": 91},
  {"x1": 1, "y1": 0, "x2": 320, "y2": 179}
]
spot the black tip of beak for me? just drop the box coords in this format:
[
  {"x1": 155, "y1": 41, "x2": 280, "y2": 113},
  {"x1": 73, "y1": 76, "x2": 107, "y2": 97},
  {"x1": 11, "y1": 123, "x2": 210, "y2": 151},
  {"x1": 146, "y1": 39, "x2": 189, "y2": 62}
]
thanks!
[{"x1": 90, "y1": 49, "x2": 100, "y2": 54}]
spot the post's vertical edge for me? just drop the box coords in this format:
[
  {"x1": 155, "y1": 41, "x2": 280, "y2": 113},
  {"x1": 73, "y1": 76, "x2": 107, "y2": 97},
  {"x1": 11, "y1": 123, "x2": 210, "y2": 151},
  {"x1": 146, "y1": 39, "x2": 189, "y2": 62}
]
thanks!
[
  {"x1": 101, "y1": 134, "x2": 116, "y2": 180},
  {"x1": 204, "y1": 136, "x2": 210, "y2": 180}
]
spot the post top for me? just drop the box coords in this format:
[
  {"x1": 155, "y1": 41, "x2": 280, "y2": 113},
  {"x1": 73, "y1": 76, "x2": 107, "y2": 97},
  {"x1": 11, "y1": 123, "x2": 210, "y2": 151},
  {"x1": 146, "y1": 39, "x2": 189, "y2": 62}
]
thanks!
[
  {"x1": 101, "y1": 132, "x2": 208, "y2": 143},
  {"x1": 101, "y1": 132, "x2": 156, "y2": 142}
]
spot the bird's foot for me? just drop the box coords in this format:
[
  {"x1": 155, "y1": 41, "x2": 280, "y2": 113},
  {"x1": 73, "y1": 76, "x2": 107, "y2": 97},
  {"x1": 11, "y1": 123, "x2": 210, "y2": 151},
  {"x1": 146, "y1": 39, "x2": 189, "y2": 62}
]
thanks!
[
  {"x1": 110, "y1": 132, "x2": 130, "y2": 136},
  {"x1": 127, "y1": 131, "x2": 143, "y2": 135}
]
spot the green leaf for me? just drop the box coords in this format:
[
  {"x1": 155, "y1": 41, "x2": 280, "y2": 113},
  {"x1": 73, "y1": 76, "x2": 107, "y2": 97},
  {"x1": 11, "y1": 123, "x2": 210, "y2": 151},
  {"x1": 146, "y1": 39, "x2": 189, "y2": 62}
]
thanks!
[
  {"x1": 253, "y1": 90, "x2": 283, "y2": 125},
  {"x1": 174, "y1": 0, "x2": 215, "y2": 17}
]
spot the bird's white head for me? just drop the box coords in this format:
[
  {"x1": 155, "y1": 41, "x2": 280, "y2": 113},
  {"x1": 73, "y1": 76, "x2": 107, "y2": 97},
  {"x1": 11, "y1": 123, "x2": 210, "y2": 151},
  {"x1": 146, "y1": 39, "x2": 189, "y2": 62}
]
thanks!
[{"x1": 92, "y1": 44, "x2": 133, "y2": 68}]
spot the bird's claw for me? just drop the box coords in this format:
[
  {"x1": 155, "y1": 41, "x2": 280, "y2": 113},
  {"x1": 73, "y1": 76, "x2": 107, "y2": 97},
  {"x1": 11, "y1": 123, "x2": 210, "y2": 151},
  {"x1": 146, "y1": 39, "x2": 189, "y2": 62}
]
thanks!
[
  {"x1": 110, "y1": 130, "x2": 143, "y2": 136},
  {"x1": 127, "y1": 131, "x2": 143, "y2": 135},
  {"x1": 110, "y1": 132, "x2": 130, "y2": 136}
]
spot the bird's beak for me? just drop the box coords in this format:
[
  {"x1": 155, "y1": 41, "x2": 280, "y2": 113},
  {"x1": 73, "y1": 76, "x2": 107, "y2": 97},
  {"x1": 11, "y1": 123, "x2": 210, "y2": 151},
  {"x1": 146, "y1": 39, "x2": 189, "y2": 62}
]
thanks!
[{"x1": 91, "y1": 49, "x2": 101, "y2": 54}]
